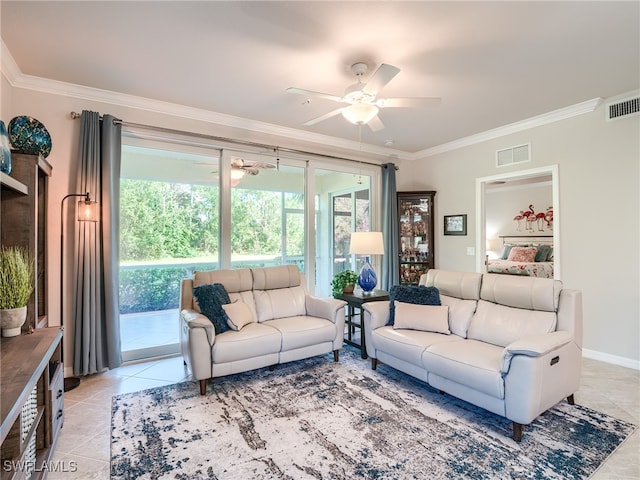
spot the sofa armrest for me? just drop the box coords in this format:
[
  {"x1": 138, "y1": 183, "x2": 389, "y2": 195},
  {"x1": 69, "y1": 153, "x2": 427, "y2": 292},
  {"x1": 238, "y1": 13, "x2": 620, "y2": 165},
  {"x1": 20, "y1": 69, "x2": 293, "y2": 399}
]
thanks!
[
  {"x1": 501, "y1": 330, "x2": 573, "y2": 374},
  {"x1": 305, "y1": 296, "x2": 347, "y2": 323},
  {"x1": 362, "y1": 301, "x2": 391, "y2": 330},
  {"x1": 181, "y1": 309, "x2": 216, "y2": 345}
]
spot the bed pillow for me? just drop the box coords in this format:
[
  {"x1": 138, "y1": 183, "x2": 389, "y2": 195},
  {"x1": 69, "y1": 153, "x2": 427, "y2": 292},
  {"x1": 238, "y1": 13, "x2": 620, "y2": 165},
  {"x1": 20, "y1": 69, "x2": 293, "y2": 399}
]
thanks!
[
  {"x1": 192, "y1": 283, "x2": 231, "y2": 334},
  {"x1": 393, "y1": 302, "x2": 450, "y2": 334},
  {"x1": 535, "y1": 245, "x2": 552, "y2": 262},
  {"x1": 507, "y1": 246, "x2": 538, "y2": 263},
  {"x1": 222, "y1": 301, "x2": 254, "y2": 331},
  {"x1": 388, "y1": 285, "x2": 441, "y2": 325},
  {"x1": 500, "y1": 244, "x2": 513, "y2": 260}
]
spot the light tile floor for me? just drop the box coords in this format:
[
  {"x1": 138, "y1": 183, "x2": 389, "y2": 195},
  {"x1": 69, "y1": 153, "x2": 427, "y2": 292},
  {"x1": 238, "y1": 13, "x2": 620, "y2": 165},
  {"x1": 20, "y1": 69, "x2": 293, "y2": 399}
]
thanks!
[{"x1": 50, "y1": 355, "x2": 639, "y2": 479}]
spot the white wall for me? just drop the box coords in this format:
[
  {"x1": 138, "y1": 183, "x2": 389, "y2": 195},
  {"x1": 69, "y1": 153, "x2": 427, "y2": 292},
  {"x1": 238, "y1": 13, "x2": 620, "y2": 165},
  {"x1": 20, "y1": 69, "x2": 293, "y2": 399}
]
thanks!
[{"x1": 397, "y1": 94, "x2": 640, "y2": 368}]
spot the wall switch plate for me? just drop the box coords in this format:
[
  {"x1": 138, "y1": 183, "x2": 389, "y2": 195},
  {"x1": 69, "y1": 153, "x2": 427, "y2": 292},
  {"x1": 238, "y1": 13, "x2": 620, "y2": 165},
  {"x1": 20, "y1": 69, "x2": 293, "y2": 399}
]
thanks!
[{"x1": 466, "y1": 247, "x2": 475, "y2": 256}]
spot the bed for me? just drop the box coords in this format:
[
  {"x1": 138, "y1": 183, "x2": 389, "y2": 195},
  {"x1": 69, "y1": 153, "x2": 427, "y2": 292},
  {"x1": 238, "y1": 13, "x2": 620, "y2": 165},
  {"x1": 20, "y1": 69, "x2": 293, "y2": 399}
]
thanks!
[{"x1": 487, "y1": 235, "x2": 554, "y2": 278}]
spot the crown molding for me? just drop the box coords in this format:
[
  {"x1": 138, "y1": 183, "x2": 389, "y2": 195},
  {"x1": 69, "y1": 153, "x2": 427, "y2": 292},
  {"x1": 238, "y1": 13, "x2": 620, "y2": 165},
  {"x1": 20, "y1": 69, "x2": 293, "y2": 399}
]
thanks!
[
  {"x1": 413, "y1": 97, "x2": 603, "y2": 159},
  {"x1": 2, "y1": 39, "x2": 603, "y2": 161}
]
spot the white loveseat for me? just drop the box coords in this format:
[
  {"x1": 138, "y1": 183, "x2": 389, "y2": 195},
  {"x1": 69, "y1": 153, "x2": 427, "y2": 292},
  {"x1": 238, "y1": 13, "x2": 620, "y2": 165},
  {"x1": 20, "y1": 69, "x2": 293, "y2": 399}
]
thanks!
[
  {"x1": 180, "y1": 265, "x2": 346, "y2": 395},
  {"x1": 362, "y1": 269, "x2": 582, "y2": 442}
]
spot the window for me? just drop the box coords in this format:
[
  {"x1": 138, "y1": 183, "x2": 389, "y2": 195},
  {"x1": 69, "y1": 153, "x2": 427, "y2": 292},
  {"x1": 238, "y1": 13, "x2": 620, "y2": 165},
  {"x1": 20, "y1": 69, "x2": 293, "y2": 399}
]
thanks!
[
  {"x1": 119, "y1": 132, "x2": 380, "y2": 359},
  {"x1": 119, "y1": 140, "x2": 221, "y2": 361}
]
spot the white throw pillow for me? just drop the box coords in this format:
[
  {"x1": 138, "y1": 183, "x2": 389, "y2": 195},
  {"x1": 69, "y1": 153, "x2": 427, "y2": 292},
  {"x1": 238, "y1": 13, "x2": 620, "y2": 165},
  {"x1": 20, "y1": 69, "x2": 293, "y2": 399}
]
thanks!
[
  {"x1": 392, "y1": 301, "x2": 450, "y2": 334},
  {"x1": 222, "y1": 302, "x2": 254, "y2": 331}
]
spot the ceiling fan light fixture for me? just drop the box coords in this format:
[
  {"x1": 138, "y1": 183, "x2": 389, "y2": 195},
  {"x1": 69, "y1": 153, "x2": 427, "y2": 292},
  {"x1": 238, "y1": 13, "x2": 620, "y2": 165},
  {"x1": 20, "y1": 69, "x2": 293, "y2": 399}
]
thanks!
[
  {"x1": 230, "y1": 168, "x2": 245, "y2": 180},
  {"x1": 342, "y1": 103, "x2": 379, "y2": 125}
]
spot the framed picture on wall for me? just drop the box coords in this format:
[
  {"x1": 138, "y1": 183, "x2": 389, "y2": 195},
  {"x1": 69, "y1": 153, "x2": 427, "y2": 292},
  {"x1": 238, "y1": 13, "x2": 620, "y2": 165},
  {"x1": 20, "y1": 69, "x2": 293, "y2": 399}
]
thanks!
[{"x1": 444, "y1": 214, "x2": 467, "y2": 236}]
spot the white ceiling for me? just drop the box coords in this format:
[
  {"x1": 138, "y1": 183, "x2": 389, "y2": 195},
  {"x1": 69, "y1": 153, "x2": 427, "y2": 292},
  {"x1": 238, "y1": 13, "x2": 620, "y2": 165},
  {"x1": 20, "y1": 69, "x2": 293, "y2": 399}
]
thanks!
[{"x1": 1, "y1": 1, "x2": 639, "y2": 156}]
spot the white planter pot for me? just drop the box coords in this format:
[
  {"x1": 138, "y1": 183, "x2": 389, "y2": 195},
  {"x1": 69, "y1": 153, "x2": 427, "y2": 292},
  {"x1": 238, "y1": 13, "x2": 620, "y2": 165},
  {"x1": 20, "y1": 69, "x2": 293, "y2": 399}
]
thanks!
[{"x1": 0, "y1": 306, "x2": 27, "y2": 337}]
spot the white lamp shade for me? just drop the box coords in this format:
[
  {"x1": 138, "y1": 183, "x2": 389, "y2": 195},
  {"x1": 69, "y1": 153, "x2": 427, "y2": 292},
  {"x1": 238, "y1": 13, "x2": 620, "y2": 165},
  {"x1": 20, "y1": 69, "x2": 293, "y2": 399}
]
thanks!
[
  {"x1": 349, "y1": 231, "x2": 384, "y2": 255},
  {"x1": 341, "y1": 104, "x2": 379, "y2": 125}
]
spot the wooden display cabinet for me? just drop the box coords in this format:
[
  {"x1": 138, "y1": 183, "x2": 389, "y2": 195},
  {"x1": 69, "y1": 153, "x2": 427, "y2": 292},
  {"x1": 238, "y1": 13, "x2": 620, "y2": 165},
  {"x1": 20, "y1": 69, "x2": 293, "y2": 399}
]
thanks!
[
  {"x1": 0, "y1": 328, "x2": 64, "y2": 479},
  {"x1": 397, "y1": 191, "x2": 436, "y2": 285},
  {"x1": 0, "y1": 153, "x2": 52, "y2": 331}
]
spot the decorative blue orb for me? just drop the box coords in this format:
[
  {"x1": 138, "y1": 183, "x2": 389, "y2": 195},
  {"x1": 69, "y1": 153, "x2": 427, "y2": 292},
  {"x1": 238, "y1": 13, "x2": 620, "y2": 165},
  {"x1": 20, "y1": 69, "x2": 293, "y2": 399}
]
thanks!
[
  {"x1": 0, "y1": 120, "x2": 11, "y2": 174},
  {"x1": 8, "y1": 115, "x2": 52, "y2": 158}
]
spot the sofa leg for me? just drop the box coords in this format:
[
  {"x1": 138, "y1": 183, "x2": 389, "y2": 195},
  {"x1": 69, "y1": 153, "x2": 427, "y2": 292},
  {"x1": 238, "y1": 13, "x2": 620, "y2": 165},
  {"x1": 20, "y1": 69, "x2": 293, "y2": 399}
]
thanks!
[
  {"x1": 371, "y1": 358, "x2": 378, "y2": 370},
  {"x1": 199, "y1": 379, "x2": 207, "y2": 396},
  {"x1": 513, "y1": 422, "x2": 524, "y2": 443},
  {"x1": 567, "y1": 394, "x2": 575, "y2": 405},
  {"x1": 333, "y1": 350, "x2": 339, "y2": 362}
]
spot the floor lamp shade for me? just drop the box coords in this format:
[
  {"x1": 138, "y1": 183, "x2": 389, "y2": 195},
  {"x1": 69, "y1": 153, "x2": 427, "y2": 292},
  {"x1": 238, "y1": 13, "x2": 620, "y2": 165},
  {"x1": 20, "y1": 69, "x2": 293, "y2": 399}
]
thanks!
[
  {"x1": 349, "y1": 232, "x2": 384, "y2": 293},
  {"x1": 60, "y1": 192, "x2": 98, "y2": 391}
]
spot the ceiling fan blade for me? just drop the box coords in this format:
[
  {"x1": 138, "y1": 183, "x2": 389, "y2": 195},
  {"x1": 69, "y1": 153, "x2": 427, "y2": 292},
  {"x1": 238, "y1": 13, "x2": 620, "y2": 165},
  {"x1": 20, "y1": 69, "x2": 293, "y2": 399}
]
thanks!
[
  {"x1": 367, "y1": 115, "x2": 385, "y2": 132},
  {"x1": 362, "y1": 64, "x2": 400, "y2": 95},
  {"x1": 376, "y1": 97, "x2": 442, "y2": 108},
  {"x1": 303, "y1": 107, "x2": 345, "y2": 126},
  {"x1": 286, "y1": 87, "x2": 344, "y2": 103},
  {"x1": 244, "y1": 162, "x2": 275, "y2": 169}
]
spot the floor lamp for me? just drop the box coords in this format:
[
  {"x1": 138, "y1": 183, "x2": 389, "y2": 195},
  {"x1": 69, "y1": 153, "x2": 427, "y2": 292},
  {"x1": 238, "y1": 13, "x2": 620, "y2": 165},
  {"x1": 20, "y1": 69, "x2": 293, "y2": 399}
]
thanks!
[{"x1": 60, "y1": 192, "x2": 98, "y2": 392}]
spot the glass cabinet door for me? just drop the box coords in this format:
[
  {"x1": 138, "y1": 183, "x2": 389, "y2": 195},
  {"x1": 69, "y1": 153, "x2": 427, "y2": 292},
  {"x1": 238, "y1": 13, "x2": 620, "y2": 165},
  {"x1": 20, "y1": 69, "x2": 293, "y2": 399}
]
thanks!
[{"x1": 398, "y1": 191, "x2": 436, "y2": 285}]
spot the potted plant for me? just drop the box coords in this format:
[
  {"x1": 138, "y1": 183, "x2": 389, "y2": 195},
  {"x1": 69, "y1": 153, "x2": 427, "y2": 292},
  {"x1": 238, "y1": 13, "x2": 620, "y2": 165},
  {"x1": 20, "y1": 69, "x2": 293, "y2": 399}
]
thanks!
[
  {"x1": 0, "y1": 246, "x2": 34, "y2": 337},
  {"x1": 331, "y1": 270, "x2": 359, "y2": 297}
]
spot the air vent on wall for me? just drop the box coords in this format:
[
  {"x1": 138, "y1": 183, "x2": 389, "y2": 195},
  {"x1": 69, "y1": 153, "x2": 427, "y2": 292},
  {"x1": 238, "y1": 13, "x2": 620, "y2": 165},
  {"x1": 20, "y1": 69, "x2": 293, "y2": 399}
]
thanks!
[
  {"x1": 606, "y1": 96, "x2": 639, "y2": 121},
  {"x1": 496, "y1": 143, "x2": 530, "y2": 168}
]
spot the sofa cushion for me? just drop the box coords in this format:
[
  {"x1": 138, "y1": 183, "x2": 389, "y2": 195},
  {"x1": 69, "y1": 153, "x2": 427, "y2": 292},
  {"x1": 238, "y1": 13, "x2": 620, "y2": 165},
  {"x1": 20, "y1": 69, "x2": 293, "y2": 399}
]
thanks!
[
  {"x1": 211, "y1": 323, "x2": 282, "y2": 363},
  {"x1": 192, "y1": 283, "x2": 231, "y2": 335},
  {"x1": 222, "y1": 302, "x2": 254, "y2": 331},
  {"x1": 254, "y1": 286, "x2": 307, "y2": 322},
  {"x1": 263, "y1": 316, "x2": 336, "y2": 351},
  {"x1": 388, "y1": 285, "x2": 441, "y2": 325},
  {"x1": 393, "y1": 302, "x2": 450, "y2": 334},
  {"x1": 480, "y1": 273, "x2": 562, "y2": 312},
  {"x1": 440, "y1": 294, "x2": 477, "y2": 338},
  {"x1": 252, "y1": 265, "x2": 301, "y2": 290},
  {"x1": 424, "y1": 269, "x2": 482, "y2": 301},
  {"x1": 467, "y1": 300, "x2": 557, "y2": 348},
  {"x1": 372, "y1": 326, "x2": 460, "y2": 367},
  {"x1": 193, "y1": 268, "x2": 253, "y2": 293},
  {"x1": 422, "y1": 339, "x2": 505, "y2": 399}
]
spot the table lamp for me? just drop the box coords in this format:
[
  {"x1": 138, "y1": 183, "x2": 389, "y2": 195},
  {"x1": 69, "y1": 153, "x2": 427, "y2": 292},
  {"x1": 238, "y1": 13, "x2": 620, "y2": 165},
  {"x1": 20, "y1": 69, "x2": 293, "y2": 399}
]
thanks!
[{"x1": 349, "y1": 231, "x2": 384, "y2": 294}]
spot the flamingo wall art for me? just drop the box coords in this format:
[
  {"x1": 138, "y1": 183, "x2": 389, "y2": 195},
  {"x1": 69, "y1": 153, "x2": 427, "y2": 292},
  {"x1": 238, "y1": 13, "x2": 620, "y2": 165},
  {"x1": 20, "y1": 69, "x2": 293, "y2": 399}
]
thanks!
[{"x1": 514, "y1": 205, "x2": 553, "y2": 231}]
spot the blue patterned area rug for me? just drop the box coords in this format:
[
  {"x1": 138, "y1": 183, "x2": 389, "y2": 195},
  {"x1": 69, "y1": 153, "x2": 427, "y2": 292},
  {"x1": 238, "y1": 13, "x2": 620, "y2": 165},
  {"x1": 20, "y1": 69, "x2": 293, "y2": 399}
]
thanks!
[{"x1": 111, "y1": 348, "x2": 635, "y2": 480}]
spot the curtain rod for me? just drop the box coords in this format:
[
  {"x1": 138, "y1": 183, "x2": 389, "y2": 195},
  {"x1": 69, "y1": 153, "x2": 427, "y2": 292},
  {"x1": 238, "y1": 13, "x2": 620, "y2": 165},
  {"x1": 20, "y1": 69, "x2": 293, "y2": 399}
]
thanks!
[{"x1": 69, "y1": 111, "x2": 398, "y2": 169}]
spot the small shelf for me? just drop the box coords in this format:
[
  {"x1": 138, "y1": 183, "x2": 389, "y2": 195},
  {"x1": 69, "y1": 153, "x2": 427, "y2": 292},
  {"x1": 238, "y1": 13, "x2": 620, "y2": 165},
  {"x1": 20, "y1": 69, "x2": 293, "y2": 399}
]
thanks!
[{"x1": 0, "y1": 172, "x2": 28, "y2": 195}]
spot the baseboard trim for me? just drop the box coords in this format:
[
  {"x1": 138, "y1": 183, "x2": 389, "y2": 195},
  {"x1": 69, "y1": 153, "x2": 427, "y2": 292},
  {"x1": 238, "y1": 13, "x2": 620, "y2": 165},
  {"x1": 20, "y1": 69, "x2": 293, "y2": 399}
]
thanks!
[{"x1": 583, "y1": 348, "x2": 640, "y2": 371}]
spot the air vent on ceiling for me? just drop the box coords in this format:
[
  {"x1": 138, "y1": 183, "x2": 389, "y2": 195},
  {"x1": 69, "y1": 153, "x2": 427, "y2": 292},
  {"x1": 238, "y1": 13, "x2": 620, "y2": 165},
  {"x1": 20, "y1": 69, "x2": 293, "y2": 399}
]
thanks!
[
  {"x1": 496, "y1": 143, "x2": 530, "y2": 168},
  {"x1": 606, "y1": 96, "x2": 639, "y2": 121}
]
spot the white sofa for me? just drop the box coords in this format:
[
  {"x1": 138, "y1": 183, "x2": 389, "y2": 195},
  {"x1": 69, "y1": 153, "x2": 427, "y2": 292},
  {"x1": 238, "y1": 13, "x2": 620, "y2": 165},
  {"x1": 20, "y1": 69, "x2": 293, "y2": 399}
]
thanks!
[
  {"x1": 180, "y1": 265, "x2": 346, "y2": 395},
  {"x1": 362, "y1": 269, "x2": 582, "y2": 442}
]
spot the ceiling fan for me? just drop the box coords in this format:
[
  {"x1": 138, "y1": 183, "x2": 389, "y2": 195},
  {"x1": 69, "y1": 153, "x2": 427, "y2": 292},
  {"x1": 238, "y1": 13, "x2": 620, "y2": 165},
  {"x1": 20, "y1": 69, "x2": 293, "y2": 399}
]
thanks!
[
  {"x1": 230, "y1": 157, "x2": 275, "y2": 177},
  {"x1": 201, "y1": 157, "x2": 275, "y2": 183},
  {"x1": 287, "y1": 62, "x2": 441, "y2": 132}
]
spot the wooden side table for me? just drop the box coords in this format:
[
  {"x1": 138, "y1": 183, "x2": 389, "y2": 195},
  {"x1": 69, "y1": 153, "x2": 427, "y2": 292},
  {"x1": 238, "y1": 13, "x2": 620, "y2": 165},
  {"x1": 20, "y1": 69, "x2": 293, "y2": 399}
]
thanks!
[{"x1": 335, "y1": 290, "x2": 389, "y2": 359}]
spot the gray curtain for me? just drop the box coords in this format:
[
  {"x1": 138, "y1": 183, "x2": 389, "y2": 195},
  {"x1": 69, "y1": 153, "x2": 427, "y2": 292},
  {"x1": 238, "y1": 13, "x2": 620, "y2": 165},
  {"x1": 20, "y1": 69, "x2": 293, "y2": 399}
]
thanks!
[
  {"x1": 380, "y1": 163, "x2": 399, "y2": 290},
  {"x1": 73, "y1": 110, "x2": 122, "y2": 375}
]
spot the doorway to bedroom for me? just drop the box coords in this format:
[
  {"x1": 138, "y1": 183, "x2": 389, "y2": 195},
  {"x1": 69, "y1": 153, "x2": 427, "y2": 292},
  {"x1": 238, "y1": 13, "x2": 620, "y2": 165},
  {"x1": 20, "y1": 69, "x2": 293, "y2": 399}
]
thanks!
[{"x1": 476, "y1": 165, "x2": 560, "y2": 279}]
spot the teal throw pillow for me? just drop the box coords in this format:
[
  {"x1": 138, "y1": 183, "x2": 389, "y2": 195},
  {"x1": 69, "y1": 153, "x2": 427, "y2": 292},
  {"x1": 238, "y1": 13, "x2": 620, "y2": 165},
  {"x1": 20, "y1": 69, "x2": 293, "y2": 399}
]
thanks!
[{"x1": 192, "y1": 283, "x2": 232, "y2": 335}]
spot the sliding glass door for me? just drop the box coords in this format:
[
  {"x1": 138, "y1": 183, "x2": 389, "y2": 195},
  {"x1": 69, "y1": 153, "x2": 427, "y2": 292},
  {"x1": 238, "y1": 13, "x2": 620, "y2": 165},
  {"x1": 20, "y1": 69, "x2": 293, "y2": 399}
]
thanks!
[
  {"x1": 119, "y1": 142, "x2": 221, "y2": 362},
  {"x1": 119, "y1": 132, "x2": 380, "y2": 360}
]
